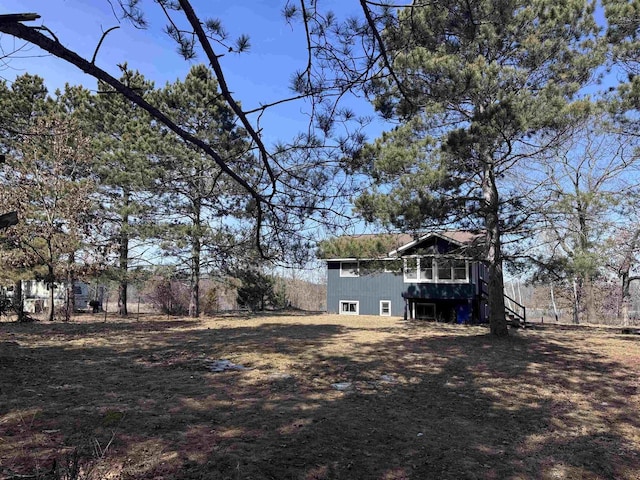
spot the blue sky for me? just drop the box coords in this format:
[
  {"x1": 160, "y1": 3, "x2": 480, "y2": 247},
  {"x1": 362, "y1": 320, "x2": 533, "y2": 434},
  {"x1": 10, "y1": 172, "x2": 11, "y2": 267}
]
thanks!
[
  {"x1": 0, "y1": 0, "x2": 384, "y2": 146},
  {"x1": 0, "y1": 1, "x2": 628, "y2": 247},
  {"x1": 0, "y1": 2, "x2": 620, "y2": 155},
  {"x1": 0, "y1": 0, "x2": 387, "y2": 248}
]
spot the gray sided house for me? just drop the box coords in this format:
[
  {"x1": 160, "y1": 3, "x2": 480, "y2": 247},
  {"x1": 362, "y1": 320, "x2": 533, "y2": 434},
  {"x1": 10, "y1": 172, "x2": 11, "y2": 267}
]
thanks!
[{"x1": 326, "y1": 231, "x2": 490, "y2": 323}]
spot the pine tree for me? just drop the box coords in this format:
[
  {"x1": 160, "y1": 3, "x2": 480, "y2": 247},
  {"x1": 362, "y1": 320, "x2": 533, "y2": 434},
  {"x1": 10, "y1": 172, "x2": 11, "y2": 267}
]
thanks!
[
  {"x1": 154, "y1": 65, "x2": 253, "y2": 318},
  {"x1": 90, "y1": 67, "x2": 159, "y2": 316},
  {"x1": 352, "y1": 0, "x2": 602, "y2": 335}
]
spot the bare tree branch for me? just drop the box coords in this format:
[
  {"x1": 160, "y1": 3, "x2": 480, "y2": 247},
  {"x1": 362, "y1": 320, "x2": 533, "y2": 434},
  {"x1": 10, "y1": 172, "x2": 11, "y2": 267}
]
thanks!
[
  {"x1": 91, "y1": 26, "x2": 120, "y2": 64},
  {"x1": 176, "y1": 0, "x2": 277, "y2": 195}
]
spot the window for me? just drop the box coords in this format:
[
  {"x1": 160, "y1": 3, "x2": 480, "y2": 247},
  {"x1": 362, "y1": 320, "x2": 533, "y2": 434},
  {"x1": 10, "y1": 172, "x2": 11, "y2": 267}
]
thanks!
[
  {"x1": 404, "y1": 258, "x2": 418, "y2": 280},
  {"x1": 340, "y1": 261, "x2": 359, "y2": 277},
  {"x1": 420, "y1": 258, "x2": 434, "y2": 280},
  {"x1": 453, "y1": 260, "x2": 468, "y2": 280},
  {"x1": 340, "y1": 300, "x2": 359, "y2": 315},
  {"x1": 404, "y1": 257, "x2": 469, "y2": 283},
  {"x1": 415, "y1": 303, "x2": 436, "y2": 320},
  {"x1": 24, "y1": 281, "x2": 33, "y2": 298},
  {"x1": 437, "y1": 260, "x2": 453, "y2": 280},
  {"x1": 380, "y1": 300, "x2": 391, "y2": 316}
]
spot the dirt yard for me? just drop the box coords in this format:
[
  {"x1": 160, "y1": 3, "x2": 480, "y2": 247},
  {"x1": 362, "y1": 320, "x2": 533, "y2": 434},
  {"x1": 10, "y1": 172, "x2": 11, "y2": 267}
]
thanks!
[{"x1": 1, "y1": 313, "x2": 639, "y2": 479}]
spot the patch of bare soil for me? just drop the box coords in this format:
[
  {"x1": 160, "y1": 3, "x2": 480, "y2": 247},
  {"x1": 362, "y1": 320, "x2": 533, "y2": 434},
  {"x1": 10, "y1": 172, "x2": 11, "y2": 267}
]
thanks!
[{"x1": 1, "y1": 313, "x2": 639, "y2": 479}]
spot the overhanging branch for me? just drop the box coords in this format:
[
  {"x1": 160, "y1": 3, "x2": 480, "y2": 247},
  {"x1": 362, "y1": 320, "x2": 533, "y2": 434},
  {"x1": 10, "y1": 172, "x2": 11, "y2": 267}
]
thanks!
[
  {"x1": 0, "y1": 18, "x2": 271, "y2": 252},
  {"x1": 177, "y1": 0, "x2": 277, "y2": 195}
]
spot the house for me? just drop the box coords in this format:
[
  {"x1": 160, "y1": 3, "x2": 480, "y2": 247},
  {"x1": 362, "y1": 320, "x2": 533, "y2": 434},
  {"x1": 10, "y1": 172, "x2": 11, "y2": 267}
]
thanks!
[
  {"x1": 3, "y1": 280, "x2": 104, "y2": 313},
  {"x1": 325, "y1": 231, "x2": 491, "y2": 323}
]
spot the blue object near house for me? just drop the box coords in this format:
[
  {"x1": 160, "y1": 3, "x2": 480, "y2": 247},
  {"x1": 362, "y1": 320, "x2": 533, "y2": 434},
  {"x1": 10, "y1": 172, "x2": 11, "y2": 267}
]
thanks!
[
  {"x1": 325, "y1": 231, "x2": 490, "y2": 324},
  {"x1": 456, "y1": 302, "x2": 472, "y2": 324}
]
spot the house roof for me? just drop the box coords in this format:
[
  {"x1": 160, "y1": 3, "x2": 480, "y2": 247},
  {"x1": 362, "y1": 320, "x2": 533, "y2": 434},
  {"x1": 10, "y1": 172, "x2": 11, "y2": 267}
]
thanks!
[
  {"x1": 322, "y1": 230, "x2": 484, "y2": 260},
  {"x1": 389, "y1": 231, "x2": 484, "y2": 256}
]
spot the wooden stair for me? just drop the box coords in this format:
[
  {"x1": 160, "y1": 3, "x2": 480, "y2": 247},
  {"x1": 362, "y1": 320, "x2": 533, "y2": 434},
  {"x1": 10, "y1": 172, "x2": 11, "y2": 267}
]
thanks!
[
  {"x1": 504, "y1": 292, "x2": 526, "y2": 328},
  {"x1": 479, "y1": 279, "x2": 527, "y2": 327}
]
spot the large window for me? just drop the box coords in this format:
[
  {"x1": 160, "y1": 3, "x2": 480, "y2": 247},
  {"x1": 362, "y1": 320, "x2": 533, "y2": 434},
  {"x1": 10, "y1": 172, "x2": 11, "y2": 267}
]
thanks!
[
  {"x1": 340, "y1": 300, "x2": 359, "y2": 315},
  {"x1": 404, "y1": 258, "x2": 417, "y2": 280},
  {"x1": 340, "y1": 261, "x2": 359, "y2": 277},
  {"x1": 437, "y1": 259, "x2": 453, "y2": 280},
  {"x1": 420, "y1": 258, "x2": 434, "y2": 280},
  {"x1": 404, "y1": 257, "x2": 468, "y2": 283}
]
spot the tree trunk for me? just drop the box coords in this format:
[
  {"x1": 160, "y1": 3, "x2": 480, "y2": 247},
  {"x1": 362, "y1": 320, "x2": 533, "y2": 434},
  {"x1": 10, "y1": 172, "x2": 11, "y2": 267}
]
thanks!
[
  {"x1": 65, "y1": 252, "x2": 76, "y2": 321},
  {"x1": 550, "y1": 283, "x2": 559, "y2": 322},
  {"x1": 118, "y1": 191, "x2": 130, "y2": 316},
  {"x1": 65, "y1": 282, "x2": 73, "y2": 322},
  {"x1": 47, "y1": 286, "x2": 55, "y2": 321},
  {"x1": 620, "y1": 273, "x2": 640, "y2": 327},
  {"x1": 483, "y1": 161, "x2": 508, "y2": 336},
  {"x1": 47, "y1": 266, "x2": 55, "y2": 322},
  {"x1": 574, "y1": 198, "x2": 590, "y2": 324},
  {"x1": 572, "y1": 277, "x2": 581, "y2": 324},
  {"x1": 13, "y1": 280, "x2": 25, "y2": 322},
  {"x1": 621, "y1": 272, "x2": 631, "y2": 327},
  {"x1": 118, "y1": 242, "x2": 129, "y2": 316},
  {"x1": 188, "y1": 207, "x2": 201, "y2": 318},
  {"x1": 584, "y1": 275, "x2": 596, "y2": 324},
  {"x1": 189, "y1": 242, "x2": 201, "y2": 318}
]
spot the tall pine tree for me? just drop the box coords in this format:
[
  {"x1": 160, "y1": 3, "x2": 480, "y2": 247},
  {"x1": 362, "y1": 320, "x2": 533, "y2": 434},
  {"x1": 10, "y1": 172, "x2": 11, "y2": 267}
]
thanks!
[
  {"x1": 91, "y1": 67, "x2": 159, "y2": 316},
  {"x1": 154, "y1": 65, "x2": 253, "y2": 318},
  {"x1": 352, "y1": 0, "x2": 602, "y2": 335}
]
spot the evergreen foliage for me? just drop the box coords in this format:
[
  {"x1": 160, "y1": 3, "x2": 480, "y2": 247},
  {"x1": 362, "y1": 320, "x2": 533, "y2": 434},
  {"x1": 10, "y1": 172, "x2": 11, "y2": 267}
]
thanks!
[
  {"x1": 350, "y1": 0, "x2": 602, "y2": 335},
  {"x1": 153, "y1": 65, "x2": 254, "y2": 317},
  {"x1": 3, "y1": 2, "x2": 640, "y2": 329},
  {"x1": 235, "y1": 269, "x2": 284, "y2": 312},
  {"x1": 317, "y1": 234, "x2": 408, "y2": 259},
  {"x1": 90, "y1": 66, "x2": 160, "y2": 316}
]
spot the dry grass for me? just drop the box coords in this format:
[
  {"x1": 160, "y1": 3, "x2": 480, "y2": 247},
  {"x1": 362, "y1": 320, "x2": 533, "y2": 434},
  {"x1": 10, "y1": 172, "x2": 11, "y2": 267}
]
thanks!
[{"x1": 0, "y1": 312, "x2": 639, "y2": 480}]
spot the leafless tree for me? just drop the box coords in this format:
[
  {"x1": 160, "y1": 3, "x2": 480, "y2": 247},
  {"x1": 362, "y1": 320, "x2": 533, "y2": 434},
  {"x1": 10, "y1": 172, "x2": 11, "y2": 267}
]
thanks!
[{"x1": 531, "y1": 113, "x2": 640, "y2": 324}]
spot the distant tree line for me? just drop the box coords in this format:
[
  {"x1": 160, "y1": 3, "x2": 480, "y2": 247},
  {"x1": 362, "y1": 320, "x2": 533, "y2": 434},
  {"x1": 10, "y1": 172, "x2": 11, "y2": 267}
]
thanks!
[{"x1": 0, "y1": 67, "x2": 318, "y2": 320}]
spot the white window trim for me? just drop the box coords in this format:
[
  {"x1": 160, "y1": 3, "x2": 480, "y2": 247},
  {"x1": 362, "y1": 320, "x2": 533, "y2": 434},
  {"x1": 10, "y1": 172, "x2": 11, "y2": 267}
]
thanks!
[
  {"x1": 340, "y1": 261, "x2": 359, "y2": 277},
  {"x1": 339, "y1": 300, "x2": 359, "y2": 315},
  {"x1": 379, "y1": 300, "x2": 391, "y2": 316},
  {"x1": 403, "y1": 257, "x2": 469, "y2": 284}
]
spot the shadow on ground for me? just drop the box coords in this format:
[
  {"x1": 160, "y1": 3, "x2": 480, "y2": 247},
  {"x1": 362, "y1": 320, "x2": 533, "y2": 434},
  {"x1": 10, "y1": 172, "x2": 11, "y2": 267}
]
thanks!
[{"x1": 0, "y1": 316, "x2": 638, "y2": 479}]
